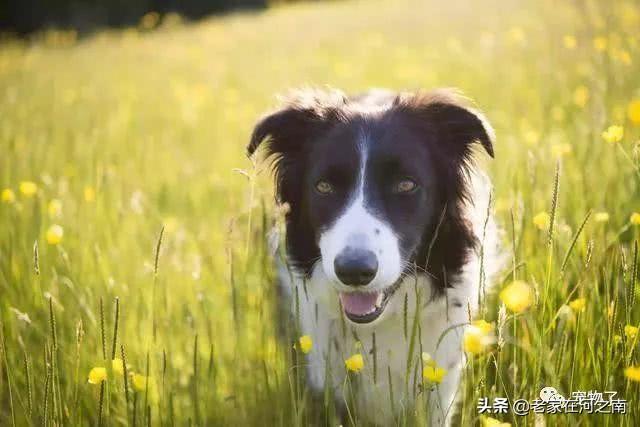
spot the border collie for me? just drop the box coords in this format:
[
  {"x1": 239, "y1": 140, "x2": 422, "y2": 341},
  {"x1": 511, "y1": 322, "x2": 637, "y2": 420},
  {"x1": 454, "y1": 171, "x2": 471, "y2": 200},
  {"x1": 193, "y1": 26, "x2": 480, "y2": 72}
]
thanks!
[{"x1": 248, "y1": 88, "x2": 501, "y2": 426}]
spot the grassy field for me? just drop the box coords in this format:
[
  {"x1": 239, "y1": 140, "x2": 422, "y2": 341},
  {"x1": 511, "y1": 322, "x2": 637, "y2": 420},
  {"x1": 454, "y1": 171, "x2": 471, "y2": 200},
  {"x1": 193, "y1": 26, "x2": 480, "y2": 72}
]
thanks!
[{"x1": 1, "y1": 0, "x2": 640, "y2": 425}]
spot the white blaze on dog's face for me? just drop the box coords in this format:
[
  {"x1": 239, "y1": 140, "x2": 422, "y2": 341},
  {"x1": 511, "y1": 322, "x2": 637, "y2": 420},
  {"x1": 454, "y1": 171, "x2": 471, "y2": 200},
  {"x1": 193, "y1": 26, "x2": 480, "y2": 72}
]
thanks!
[
  {"x1": 304, "y1": 120, "x2": 443, "y2": 324},
  {"x1": 317, "y1": 137, "x2": 404, "y2": 323},
  {"x1": 248, "y1": 88, "x2": 495, "y2": 325}
]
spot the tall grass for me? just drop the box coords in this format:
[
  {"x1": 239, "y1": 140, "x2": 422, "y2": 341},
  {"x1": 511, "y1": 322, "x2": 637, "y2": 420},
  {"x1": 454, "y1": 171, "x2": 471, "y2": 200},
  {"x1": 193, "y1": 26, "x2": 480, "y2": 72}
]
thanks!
[{"x1": 1, "y1": 0, "x2": 639, "y2": 425}]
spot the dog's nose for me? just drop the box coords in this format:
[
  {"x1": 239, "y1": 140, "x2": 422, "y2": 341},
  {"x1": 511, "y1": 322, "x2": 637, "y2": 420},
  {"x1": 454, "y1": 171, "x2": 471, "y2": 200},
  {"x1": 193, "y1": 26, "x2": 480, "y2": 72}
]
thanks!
[{"x1": 334, "y1": 247, "x2": 378, "y2": 286}]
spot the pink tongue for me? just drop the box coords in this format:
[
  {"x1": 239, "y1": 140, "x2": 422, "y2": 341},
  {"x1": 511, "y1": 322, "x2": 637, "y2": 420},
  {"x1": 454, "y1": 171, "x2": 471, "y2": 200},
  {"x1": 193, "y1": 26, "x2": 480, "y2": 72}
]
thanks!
[{"x1": 340, "y1": 292, "x2": 380, "y2": 316}]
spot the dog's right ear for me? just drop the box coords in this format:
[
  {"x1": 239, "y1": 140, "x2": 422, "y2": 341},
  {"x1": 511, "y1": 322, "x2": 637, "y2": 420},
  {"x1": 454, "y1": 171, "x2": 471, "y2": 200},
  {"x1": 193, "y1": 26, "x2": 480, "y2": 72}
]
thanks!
[
  {"x1": 246, "y1": 88, "x2": 347, "y2": 158},
  {"x1": 247, "y1": 89, "x2": 347, "y2": 204},
  {"x1": 247, "y1": 107, "x2": 323, "y2": 158}
]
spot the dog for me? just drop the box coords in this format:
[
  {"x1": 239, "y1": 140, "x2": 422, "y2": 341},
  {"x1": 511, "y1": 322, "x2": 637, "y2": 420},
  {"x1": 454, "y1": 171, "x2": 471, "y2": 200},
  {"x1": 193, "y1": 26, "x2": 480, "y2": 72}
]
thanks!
[{"x1": 248, "y1": 87, "x2": 502, "y2": 426}]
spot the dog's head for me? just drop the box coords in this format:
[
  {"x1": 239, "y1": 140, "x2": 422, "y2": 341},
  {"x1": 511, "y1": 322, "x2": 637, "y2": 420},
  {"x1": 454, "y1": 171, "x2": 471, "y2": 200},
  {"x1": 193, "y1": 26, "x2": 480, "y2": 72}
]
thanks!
[{"x1": 248, "y1": 88, "x2": 494, "y2": 324}]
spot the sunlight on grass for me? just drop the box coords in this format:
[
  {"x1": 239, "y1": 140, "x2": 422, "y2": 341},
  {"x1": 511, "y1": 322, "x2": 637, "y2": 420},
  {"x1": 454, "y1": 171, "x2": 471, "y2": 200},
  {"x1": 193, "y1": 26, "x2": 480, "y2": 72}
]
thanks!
[{"x1": 1, "y1": 0, "x2": 639, "y2": 425}]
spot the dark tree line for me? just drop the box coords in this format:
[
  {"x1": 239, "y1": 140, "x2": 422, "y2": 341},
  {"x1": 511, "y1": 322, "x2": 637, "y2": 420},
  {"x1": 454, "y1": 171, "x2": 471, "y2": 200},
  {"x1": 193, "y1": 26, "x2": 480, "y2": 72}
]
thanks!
[{"x1": 0, "y1": 0, "x2": 269, "y2": 34}]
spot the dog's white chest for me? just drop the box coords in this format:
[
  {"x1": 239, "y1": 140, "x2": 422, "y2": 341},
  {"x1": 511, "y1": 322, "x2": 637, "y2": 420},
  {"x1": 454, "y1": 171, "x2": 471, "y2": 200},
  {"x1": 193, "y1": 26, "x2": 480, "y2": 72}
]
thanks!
[{"x1": 282, "y1": 268, "x2": 475, "y2": 426}]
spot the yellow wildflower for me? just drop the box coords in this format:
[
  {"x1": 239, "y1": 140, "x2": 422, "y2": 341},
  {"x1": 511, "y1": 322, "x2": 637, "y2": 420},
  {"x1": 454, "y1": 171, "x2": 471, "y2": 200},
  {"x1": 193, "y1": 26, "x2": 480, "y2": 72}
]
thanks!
[
  {"x1": 533, "y1": 212, "x2": 550, "y2": 230},
  {"x1": 422, "y1": 362, "x2": 447, "y2": 384},
  {"x1": 84, "y1": 185, "x2": 96, "y2": 202},
  {"x1": 48, "y1": 199, "x2": 62, "y2": 217},
  {"x1": 345, "y1": 354, "x2": 364, "y2": 373},
  {"x1": 624, "y1": 366, "x2": 640, "y2": 382},
  {"x1": 616, "y1": 50, "x2": 632, "y2": 65},
  {"x1": 631, "y1": 213, "x2": 640, "y2": 225},
  {"x1": 602, "y1": 125, "x2": 624, "y2": 143},
  {"x1": 594, "y1": 212, "x2": 609, "y2": 223},
  {"x1": 46, "y1": 225, "x2": 64, "y2": 245},
  {"x1": 593, "y1": 36, "x2": 607, "y2": 51},
  {"x1": 551, "y1": 143, "x2": 572, "y2": 157},
  {"x1": 1, "y1": 188, "x2": 15, "y2": 203},
  {"x1": 88, "y1": 367, "x2": 107, "y2": 384},
  {"x1": 563, "y1": 35, "x2": 576, "y2": 49},
  {"x1": 112, "y1": 358, "x2": 124, "y2": 376},
  {"x1": 499, "y1": 280, "x2": 534, "y2": 313},
  {"x1": 132, "y1": 374, "x2": 155, "y2": 392},
  {"x1": 613, "y1": 335, "x2": 622, "y2": 345},
  {"x1": 298, "y1": 335, "x2": 313, "y2": 354},
  {"x1": 464, "y1": 320, "x2": 495, "y2": 355},
  {"x1": 624, "y1": 325, "x2": 638, "y2": 340},
  {"x1": 482, "y1": 416, "x2": 511, "y2": 427},
  {"x1": 628, "y1": 100, "x2": 640, "y2": 124},
  {"x1": 573, "y1": 86, "x2": 589, "y2": 108},
  {"x1": 19, "y1": 181, "x2": 38, "y2": 197},
  {"x1": 568, "y1": 298, "x2": 586, "y2": 313}
]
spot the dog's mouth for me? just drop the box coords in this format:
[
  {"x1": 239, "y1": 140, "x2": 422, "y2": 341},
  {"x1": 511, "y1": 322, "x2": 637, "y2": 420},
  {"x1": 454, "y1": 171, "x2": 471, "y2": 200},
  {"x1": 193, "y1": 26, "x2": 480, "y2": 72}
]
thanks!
[{"x1": 339, "y1": 281, "x2": 401, "y2": 324}]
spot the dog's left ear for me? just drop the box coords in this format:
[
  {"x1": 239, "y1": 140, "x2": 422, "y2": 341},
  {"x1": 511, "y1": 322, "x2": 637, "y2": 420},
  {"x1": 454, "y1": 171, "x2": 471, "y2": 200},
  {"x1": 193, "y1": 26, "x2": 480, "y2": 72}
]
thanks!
[{"x1": 397, "y1": 89, "x2": 495, "y2": 158}]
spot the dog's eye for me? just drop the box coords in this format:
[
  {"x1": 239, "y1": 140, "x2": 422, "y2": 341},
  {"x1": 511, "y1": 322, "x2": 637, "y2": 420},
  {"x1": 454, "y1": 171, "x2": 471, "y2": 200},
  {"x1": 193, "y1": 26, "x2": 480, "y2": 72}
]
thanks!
[
  {"x1": 394, "y1": 179, "x2": 417, "y2": 194},
  {"x1": 315, "y1": 180, "x2": 334, "y2": 195}
]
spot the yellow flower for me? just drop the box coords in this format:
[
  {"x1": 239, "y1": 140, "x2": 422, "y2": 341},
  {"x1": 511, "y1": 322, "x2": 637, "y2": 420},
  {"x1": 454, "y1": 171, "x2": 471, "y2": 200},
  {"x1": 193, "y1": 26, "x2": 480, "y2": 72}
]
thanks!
[
  {"x1": 533, "y1": 212, "x2": 550, "y2": 230},
  {"x1": 298, "y1": 335, "x2": 313, "y2": 354},
  {"x1": 624, "y1": 325, "x2": 638, "y2": 340},
  {"x1": 573, "y1": 86, "x2": 589, "y2": 108},
  {"x1": 613, "y1": 335, "x2": 622, "y2": 345},
  {"x1": 422, "y1": 363, "x2": 447, "y2": 384},
  {"x1": 499, "y1": 280, "x2": 534, "y2": 313},
  {"x1": 568, "y1": 298, "x2": 586, "y2": 312},
  {"x1": 84, "y1": 186, "x2": 96, "y2": 202},
  {"x1": 1, "y1": 188, "x2": 15, "y2": 203},
  {"x1": 602, "y1": 125, "x2": 624, "y2": 143},
  {"x1": 616, "y1": 50, "x2": 632, "y2": 66},
  {"x1": 631, "y1": 213, "x2": 640, "y2": 225},
  {"x1": 345, "y1": 354, "x2": 364, "y2": 373},
  {"x1": 594, "y1": 212, "x2": 610, "y2": 223},
  {"x1": 132, "y1": 374, "x2": 155, "y2": 392},
  {"x1": 46, "y1": 225, "x2": 64, "y2": 245},
  {"x1": 472, "y1": 319, "x2": 494, "y2": 334},
  {"x1": 563, "y1": 35, "x2": 576, "y2": 49},
  {"x1": 88, "y1": 367, "x2": 107, "y2": 384},
  {"x1": 551, "y1": 143, "x2": 572, "y2": 157},
  {"x1": 593, "y1": 36, "x2": 607, "y2": 51},
  {"x1": 464, "y1": 320, "x2": 495, "y2": 355},
  {"x1": 19, "y1": 181, "x2": 38, "y2": 197},
  {"x1": 112, "y1": 358, "x2": 124, "y2": 376},
  {"x1": 628, "y1": 100, "x2": 640, "y2": 124},
  {"x1": 624, "y1": 366, "x2": 640, "y2": 382},
  {"x1": 48, "y1": 199, "x2": 62, "y2": 217},
  {"x1": 482, "y1": 416, "x2": 511, "y2": 427}
]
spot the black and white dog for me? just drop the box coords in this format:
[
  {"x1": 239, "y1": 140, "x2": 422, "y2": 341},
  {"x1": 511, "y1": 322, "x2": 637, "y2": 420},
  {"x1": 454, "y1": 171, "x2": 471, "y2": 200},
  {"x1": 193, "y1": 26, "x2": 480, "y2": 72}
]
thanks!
[{"x1": 248, "y1": 88, "x2": 501, "y2": 425}]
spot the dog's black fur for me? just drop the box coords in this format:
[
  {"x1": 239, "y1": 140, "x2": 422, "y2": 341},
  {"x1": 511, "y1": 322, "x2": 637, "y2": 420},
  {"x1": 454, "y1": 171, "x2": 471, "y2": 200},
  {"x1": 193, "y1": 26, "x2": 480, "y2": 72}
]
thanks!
[{"x1": 248, "y1": 88, "x2": 493, "y2": 296}]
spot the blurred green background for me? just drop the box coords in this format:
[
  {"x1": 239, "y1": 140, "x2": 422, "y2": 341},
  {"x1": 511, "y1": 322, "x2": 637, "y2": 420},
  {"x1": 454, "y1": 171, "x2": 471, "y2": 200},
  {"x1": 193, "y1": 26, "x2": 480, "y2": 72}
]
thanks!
[{"x1": 1, "y1": 0, "x2": 640, "y2": 425}]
